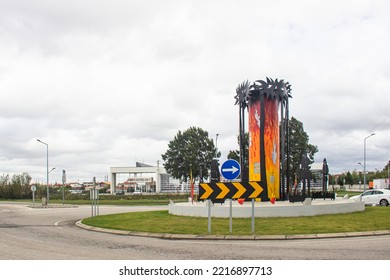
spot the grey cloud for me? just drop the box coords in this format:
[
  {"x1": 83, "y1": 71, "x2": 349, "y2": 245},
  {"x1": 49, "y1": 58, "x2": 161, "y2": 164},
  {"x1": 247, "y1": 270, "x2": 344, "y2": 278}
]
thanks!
[{"x1": 1, "y1": 0, "x2": 390, "y2": 182}]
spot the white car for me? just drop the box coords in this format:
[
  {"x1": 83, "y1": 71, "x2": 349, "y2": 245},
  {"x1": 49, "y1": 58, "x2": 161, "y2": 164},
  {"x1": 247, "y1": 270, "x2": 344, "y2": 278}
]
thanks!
[{"x1": 349, "y1": 189, "x2": 390, "y2": 206}]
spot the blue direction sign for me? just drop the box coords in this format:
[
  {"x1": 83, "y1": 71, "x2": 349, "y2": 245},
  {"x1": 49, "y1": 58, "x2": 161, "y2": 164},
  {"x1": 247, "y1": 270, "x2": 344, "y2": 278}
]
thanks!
[{"x1": 221, "y1": 159, "x2": 241, "y2": 180}]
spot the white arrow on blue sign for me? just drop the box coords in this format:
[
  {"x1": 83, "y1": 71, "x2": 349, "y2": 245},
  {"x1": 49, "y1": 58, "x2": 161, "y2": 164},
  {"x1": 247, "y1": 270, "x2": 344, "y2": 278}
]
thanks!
[{"x1": 221, "y1": 159, "x2": 241, "y2": 180}]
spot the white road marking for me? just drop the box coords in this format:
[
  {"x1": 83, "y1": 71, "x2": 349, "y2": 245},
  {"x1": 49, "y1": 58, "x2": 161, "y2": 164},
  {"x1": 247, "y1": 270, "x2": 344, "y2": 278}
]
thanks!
[{"x1": 54, "y1": 220, "x2": 64, "y2": 230}]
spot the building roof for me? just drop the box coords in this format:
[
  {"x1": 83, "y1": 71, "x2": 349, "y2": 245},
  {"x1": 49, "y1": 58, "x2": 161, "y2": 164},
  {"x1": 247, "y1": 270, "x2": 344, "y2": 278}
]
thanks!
[
  {"x1": 136, "y1": 162, "x2": 153, "y2": 167},
  {"x1": 310, "y1": 162, "x2": 323, "y2": 171}
]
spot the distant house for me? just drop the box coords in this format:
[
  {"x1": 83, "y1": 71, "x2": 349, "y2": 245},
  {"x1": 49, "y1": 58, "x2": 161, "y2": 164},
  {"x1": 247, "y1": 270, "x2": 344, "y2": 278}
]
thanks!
[
  {"x1": 84, "y1": 181, "x2": 111, "y2": 191},
  {"x1": 98, "y1": 182, "x2": 110, "y2": 189},
  {"x1": 83, "y1": 182, "x2": 94, "y2": 188},
  {"x1": 52, "y1": 183, "x2": 64, "y2": 189},
  {"x1": 69, "y1": 182, "x2": 83, "y2": 190}
]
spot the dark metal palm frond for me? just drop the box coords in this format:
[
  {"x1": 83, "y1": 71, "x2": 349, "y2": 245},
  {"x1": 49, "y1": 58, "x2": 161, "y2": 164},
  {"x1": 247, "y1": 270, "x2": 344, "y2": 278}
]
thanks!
[
  {"x1": 235, "y1": 80, "x2": 250, "y2": 108},
  {"x1": 247, "y1": 84, "x2": 259, "y2": 104},
  {"x1": 279, "y1": 80, "x2": 292, "y2": 105},
  {"x1": 248, "y1": 77, "x2": 292, "y2": 103}
]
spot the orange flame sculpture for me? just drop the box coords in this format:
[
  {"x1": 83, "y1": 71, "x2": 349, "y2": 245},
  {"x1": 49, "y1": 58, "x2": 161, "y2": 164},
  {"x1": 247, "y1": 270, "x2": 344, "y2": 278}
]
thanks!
[{"x1": 247, "y1": 78, "x2": 291, "y2": 202}]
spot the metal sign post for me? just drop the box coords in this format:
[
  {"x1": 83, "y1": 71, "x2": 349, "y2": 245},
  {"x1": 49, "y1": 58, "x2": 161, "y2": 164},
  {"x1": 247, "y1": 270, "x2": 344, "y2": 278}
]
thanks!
[
  {"x1": 96, "y1": 184, "x2": 100, "y2": 216},
  {"x1": 229, "y1": 199, "x2": 233, "y2": 233},
  {"x1": 207, "y1": 199, "x2": 212, "y2": 234},
  {"x1": 31, "y1": 185, "x2": 36, "y2": 207},
  {"x1": 91, "y1": 177, "x2": 99, "y2": 217},
  {"x1": 62, "y1": 170, "x2": 66, "y2": 206},
  {"x1": 251, "y1": 198, "x2": 255, "y2": 234},
  {"x1": 91, "y1": 192, "x2": 93, "y2": 216}
]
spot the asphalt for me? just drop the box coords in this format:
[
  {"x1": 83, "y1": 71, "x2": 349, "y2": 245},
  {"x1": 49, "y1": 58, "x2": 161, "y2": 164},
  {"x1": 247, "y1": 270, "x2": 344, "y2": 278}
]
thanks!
[{"x1": 75, "y1": 220, "x2": 390, "y2": 241}]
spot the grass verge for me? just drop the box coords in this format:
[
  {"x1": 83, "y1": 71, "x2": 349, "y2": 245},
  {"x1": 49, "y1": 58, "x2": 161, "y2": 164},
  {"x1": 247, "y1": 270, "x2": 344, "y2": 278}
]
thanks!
[{"x1": 82, "y1": 206, "x2": 390, "y2": 236}]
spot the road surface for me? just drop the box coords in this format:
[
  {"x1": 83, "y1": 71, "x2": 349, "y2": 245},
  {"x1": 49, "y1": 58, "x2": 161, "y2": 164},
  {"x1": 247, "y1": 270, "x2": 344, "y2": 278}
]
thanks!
[{"x1": 1, "y1": 202, "x2": 390, "y2": 260}]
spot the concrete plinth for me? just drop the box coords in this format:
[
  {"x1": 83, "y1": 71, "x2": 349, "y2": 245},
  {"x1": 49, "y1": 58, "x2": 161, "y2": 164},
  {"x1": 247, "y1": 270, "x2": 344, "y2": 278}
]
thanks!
[{"x1": 169, "y1": 198, "x2": 365, "y2": 218}]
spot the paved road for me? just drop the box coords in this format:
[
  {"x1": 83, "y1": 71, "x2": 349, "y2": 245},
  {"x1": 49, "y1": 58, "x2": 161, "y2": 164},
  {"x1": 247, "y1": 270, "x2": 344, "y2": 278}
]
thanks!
[{"x1": 1, "y1": 202, "x2": 390, "y2": 260}]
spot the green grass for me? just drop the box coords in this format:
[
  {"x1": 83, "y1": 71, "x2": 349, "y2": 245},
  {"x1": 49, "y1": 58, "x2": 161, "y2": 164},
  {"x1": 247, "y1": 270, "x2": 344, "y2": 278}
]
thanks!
[
  {"x1": 82, "y1": 206, "x2": 390, "y2": 236},
  {"x1": 336, "y1": 190, "x2": 361, "y2": 197},
  {"x1": 4, "y1": 198, "x2": 187, "y2": 206}
]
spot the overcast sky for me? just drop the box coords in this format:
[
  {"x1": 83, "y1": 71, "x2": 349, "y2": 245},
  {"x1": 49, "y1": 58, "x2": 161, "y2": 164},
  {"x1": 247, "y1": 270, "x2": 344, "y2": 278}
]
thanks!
[{"x1": 1, "y1": 0, "x2": 389, "y2": 184}]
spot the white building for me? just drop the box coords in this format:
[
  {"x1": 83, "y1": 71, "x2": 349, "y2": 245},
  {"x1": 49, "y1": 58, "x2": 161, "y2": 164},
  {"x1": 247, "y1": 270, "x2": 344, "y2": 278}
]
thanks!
[{"x1": 110, "y1": 162, "x2": 189, "y2": 194}]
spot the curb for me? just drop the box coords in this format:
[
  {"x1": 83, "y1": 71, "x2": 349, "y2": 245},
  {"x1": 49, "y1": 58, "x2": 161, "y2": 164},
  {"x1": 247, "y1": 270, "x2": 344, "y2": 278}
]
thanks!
[
  {"x1": 28, "y1": 204, "x2": 79, "y2": 209},
  {"x1": 75, "y1": 220, "x2": 390, "y2": 240}
]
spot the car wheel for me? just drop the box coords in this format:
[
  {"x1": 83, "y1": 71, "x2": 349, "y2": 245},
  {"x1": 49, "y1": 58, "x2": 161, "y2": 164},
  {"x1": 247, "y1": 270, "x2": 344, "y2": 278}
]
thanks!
[{"x1": 379, "y1": 199, "x2": 389, "y2": 206}]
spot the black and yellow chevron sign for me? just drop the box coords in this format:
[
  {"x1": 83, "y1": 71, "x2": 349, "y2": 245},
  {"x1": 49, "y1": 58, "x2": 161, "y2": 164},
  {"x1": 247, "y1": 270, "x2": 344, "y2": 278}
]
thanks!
[{"x1": 199, "y1": 182, "x2": 264, "y2": 201}]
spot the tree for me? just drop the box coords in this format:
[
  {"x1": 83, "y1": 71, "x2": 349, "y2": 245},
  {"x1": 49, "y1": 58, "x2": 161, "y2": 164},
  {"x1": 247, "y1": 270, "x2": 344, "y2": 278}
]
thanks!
[
  {"x1": 337, "y1": 175, "x2": 345, "y2": 188},
  {"x1": 329, "y1": 174, "x2": 336, "y2": 186},
  {"x1": 0, "y1": 172, "x2": 32, "y2": 199},
  {"x1": 286, "y1": 117, "x2": 318, "y2": 184},
  {"x1": 161, "y1": 127, "x2": 220, "y2": 182},
  {"x1": 345, "y1": 171, "x2": 354, "y2": 187},
  {"x1": 227, "y1": 132, "x2": 249, "y2": 179},
  {"x1": 227, "y1": 149, "x2": 239, "y2": 162},
  {"x1": 18, "y1": 172, "x2": 32, "y2": 198},
  {"x1": 351, "y1": 170, "x2": 361, "y2": 185}
]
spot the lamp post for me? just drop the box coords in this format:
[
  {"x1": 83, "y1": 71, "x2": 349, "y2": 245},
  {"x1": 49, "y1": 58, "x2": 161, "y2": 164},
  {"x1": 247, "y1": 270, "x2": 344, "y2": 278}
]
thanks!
[
  {"x1": 37, "y1": 139, "x2": 49, "y2": 205},
  {"x1": 363, "y1": 133, "x2": 375, "y2": 192}
]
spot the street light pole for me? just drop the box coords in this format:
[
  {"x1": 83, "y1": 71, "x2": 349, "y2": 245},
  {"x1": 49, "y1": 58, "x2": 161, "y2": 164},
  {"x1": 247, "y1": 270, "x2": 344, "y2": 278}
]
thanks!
[
  {"x1": 363, "y1": 133, "x2": 375, "y2": 192},
  {"x1": 37, "y1": 139, "x2": 49, "y2": 205}
]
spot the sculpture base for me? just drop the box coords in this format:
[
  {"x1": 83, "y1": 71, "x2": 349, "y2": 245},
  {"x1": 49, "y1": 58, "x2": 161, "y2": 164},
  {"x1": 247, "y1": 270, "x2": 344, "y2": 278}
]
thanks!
[{"x1": 169, "y1": 198, "x2": 364, "y2": 218}]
